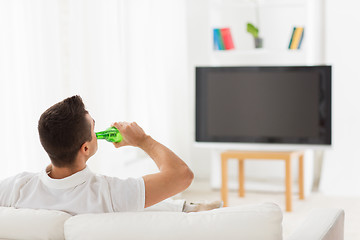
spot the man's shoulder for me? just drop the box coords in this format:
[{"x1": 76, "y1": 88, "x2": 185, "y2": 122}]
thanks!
[
  {"x1": 12, "y1": 171, "x2": 38, "y2": 179},
  {"x1": 0, "y1": 172, "x2": 40, "y2": 207},
  {"x1": 0, "y1": 172, "x2": 38, "y2": 185}
]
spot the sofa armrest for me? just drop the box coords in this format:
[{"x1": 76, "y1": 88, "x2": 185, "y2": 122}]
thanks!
[{"x1": 286, "y1": 208, "x2": 344, "y2": 240}]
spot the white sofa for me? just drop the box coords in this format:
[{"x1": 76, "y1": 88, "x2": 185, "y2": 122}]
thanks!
[{"x1": 0, "y1": 203, "x2": 344, "y2": 240}]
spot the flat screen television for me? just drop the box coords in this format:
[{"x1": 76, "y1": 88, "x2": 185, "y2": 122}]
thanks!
[{"x1": 196, "y1": 66, "x2": 332, "y2": 146}]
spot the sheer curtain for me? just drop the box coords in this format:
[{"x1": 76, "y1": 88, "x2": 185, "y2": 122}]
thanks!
[
  {"x1": 0, "y1": 0, "x2": 189, "y2": 179},
  {"x1": 0, "y1": 0, "x2": 65, "y2": 177}
]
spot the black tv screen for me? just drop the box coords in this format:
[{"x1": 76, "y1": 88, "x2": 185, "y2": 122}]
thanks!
[{"x1": 196, "y1": 66, "x2": 332, "y2": 145}]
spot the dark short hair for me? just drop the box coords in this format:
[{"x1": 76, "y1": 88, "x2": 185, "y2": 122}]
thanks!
[{"x1": 38, "y1": 95, "x2": 92, "y2": 167}]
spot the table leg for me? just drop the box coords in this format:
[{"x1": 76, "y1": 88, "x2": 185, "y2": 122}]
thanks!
[
  {"x1": 221, "y1": 156, "x2": 228, "y2": 207},
  {"x1": 238, "y1": 159, "x2": 245, "y2": 197},
  {"x1": 285, "y1": 157, "x2": 292, "y2": 212},
  {"x1": 299, "y1": 153, "x2": 305, "y2": 200}
]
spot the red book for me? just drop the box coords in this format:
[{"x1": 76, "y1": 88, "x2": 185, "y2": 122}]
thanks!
[{"x1": 220, "y1": 28, "x2": 235, "y2": 50}]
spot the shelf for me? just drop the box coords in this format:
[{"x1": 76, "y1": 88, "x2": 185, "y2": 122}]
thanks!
[
  {"x1": 212, "y1": 49, "x2": 269, "y2": 55},
  {"x1": 210, "y1": 49, "x2": 307, "y2": 66},
  {"x1": 212, "y1": 49, "x2": 305, "y2": 55},
  {"x1": 210, "y1": 0, "x2": 307, "y2": 8}
]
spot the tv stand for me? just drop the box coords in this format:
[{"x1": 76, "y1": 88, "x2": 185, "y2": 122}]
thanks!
[{"x1": 221, "y1": 150, "x2": 304, "y2": 212}]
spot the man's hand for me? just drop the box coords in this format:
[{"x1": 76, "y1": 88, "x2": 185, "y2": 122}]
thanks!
[{"x1": 111, "y1": 122, "x2": 149, "y2": 148}]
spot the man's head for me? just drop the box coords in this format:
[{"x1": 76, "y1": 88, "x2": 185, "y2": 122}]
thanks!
[{"x1": 38, "y1": 95, "x2": 97, "y2": 168}]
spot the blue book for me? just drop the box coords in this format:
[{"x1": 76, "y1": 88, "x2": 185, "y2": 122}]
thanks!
[
  {"x1": 297, "y1": 28, "x2": 305, "y2": 49},
  {"x1": 213, "y1": 29, "x2": 219, "y2": 50},
  {"x1": 213, "y1": 28, "x2": 225, "y2": 50}
]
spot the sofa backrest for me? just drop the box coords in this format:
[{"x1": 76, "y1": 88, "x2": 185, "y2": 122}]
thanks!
[
  {"x1": 0, "y1": 203, "x2": 283, "y2": 240},
  {"x1": 0, "y1": 207, "x2": 71, "y2": 240},
  {"x1": 64, "y1": 202, "x2": 283, "y2": 240}
]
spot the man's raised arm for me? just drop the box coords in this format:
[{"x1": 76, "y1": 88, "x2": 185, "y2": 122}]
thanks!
[{"x1": 112, "y1": 122, "x2": 194, "y2": 208}]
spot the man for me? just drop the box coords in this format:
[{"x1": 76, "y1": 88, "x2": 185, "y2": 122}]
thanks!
[{"x1": 0, "y1": 95, "x2": 220, "y2": 215}]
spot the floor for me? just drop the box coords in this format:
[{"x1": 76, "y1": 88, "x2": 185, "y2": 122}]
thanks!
[{"x1": 178, "y1": 179, "x2": 360, "y2": 240}]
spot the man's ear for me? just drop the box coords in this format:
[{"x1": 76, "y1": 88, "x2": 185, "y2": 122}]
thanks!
[{"x1": 80, "y1": 142, "x2": 90, "y2": 156}]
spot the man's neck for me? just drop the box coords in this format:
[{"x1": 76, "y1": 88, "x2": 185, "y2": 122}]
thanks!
[{"x1": 47, "y1": 164, "x2": 86, "y2": 179}]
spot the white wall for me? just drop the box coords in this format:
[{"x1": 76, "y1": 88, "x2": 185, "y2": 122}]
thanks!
[
  {"x1": 319, "y1": 0, "x2": 360, "y2": 196},
  {"x1": 186, "y1": 0, "x2": 211, "y2": 180}
]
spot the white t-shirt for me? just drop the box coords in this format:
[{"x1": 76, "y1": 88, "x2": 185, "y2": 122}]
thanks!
[{"x1": 0, "y1": 166, "x2": 145, "y2": 215}]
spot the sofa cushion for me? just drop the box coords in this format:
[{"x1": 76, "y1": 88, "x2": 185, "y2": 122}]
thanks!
[
  {"x1": 64, "y1": 202, "x2": 283, "y2": 240},
  {"x1": 0, "y1": 207, "x2": 71, "y2": 240}
]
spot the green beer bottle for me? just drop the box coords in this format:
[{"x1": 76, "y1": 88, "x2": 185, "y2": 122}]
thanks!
[{"x1": 96, "y1": 127, "x2": 123, "y2": 143}]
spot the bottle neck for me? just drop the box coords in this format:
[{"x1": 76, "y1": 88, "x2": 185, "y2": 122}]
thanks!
[{"x1": 95, "y1": 132, "x2": 107, "y2": 139}]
